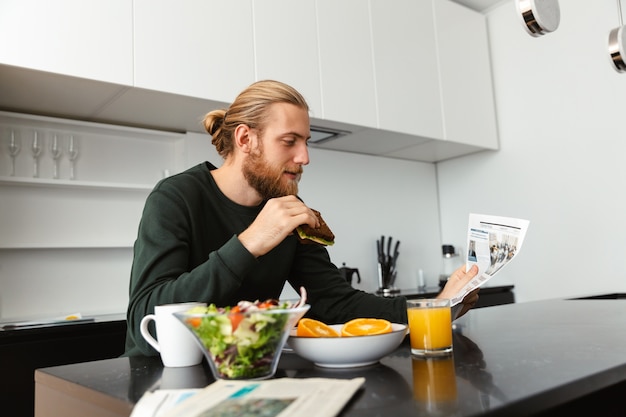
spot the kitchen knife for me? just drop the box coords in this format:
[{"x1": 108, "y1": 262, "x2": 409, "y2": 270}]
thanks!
[{"x1": 391, "y1": 240, "x2": 400, "y2": 270}]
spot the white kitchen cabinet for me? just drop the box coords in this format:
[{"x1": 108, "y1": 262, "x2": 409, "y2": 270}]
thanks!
[
  {"x1": 253, "y1": 0, "x2": 323, "y2": 119},
  {"x1": 310, "y1": 0, "x2": 498, "y2": 160},
  {"x1": 0, "y1": 0, "x2": 133, "y2": 86},
  {"x1": 370, "y1": 0, "x2": 445, "y2": 140},
  {"x1": 0, "y1": 0, "x2": 498, "y2": 163},
  {"x1": 133, "y1": 0, "x2": 255, "y2": 105},
  {"x1": 369, "y1": 0, "x2": 497, "y2": 148},
  {"x1": 316, "y1": 0, "x2": 378, "y2": 128},
  {"x1": 434, "y1": 0, "x2": 499, "y2": 149}
]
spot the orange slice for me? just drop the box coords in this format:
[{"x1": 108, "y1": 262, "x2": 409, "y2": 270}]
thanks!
[
  {"x1": 296, "y1": 318, "x2": 339, "y2": 337},
  {"x1": 341, "y1": 318, "x2": 392, "y2": 337}
]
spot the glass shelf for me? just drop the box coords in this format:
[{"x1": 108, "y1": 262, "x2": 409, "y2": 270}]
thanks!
[
  {"x1": 0, "y1": 176, "x2": 155, "y2": 191},
  {"x1": 0, "y1": 244, "x2": 134, "y2": 250}
]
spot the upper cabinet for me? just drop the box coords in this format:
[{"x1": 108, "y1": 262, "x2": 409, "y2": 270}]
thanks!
[
  {"x1": 310, "y1": 0, "x2": 498, "y2": 160},
  {"x1": 0, "y1": 0, "x2": 499, "y2": 162},
  {"x1": 370, "y1": 0, "x2": 444, "y2": 140},
  {"x1": 0, "y1": 0, "x2": 133, "y2": 85},
  {"x1": 434, "y1": 0, "x2": 499, "y2": 149},
  {"x1": 316, "y1": 0, "x2": 378, "y2": 129},
  {"x1": 253, "y1": 0, "x2": 323, "y2": 119},
  {"x1": 133, "y1": 0, "x2": 255, "y2": 105}
]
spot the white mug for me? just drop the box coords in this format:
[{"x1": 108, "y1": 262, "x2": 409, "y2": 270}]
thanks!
[{"x1": 140, "y1": 302, "x2": 206, "y2": 367}]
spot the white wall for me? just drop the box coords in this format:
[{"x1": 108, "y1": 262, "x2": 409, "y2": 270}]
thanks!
[
  {"x1": 0, "y1": 248, "x2": 133, "y2": 320},
  {"x1": 437, "y1": 0, "x2": 626, "y2": 303}
]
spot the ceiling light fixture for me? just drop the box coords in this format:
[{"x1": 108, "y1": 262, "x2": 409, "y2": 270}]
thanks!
[
  {"x1": 516, "y1": 0, "x2": 560, "y2": 37},
  {"x1": 608, "y1": 0, "x2": 626, "y2": 72}
]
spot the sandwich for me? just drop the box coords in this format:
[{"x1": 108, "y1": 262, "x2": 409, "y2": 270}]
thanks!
[{"x1": 295, "y1": 209, "x2": 335, "y2": 246}]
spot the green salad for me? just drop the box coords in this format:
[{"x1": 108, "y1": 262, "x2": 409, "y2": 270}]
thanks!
[{"x1": 183, "y1": 299, "x2": 294, "y2": 379}]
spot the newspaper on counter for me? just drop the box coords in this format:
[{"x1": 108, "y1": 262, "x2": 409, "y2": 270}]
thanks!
[
  {"x1": 132, "y1": 377, "x2": 365, "y2": 417},
  {"x1": 130, "y1": 389, "x2": 202, "y2": 417},
  {"x1": 451, "y1": 213, "x2": 530, "y2": 307}
]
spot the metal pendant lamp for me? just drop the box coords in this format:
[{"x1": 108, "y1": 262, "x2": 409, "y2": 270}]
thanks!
[
  {"x1": 608, "y1": 0, "x2": 626, "y2": 72},
  {"x1": 516, "y1": 0, "x2": 561, "y2": 37}
]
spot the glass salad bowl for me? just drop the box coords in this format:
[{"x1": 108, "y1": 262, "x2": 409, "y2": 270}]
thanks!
[{"x1": 175, "y1": 300, "x2": 310, "y2": 380}]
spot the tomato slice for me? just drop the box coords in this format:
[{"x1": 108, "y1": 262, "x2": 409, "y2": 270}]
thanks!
[
  {"x1": 187, "y1": 317, "x2": 202, "y2": 328},
  {"x1": 258, "y1": 299, "x2": 278, "y2": 309},
  {"x1": 229, "y1": 305, "x2": 244, "y2": 331}
]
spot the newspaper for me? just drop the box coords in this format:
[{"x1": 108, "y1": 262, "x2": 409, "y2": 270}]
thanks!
[
  {"x1": 131, "y1": 377, "x2": 365, "y2": 417},
  {"x1": 130, "y1": 389, "x2": 202, "y2": 417},
  {"x1": 451, "y1": 213, "x2": 530, "y2": 306}
]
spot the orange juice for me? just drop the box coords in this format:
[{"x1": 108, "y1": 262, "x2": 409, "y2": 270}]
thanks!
[{"x1": 407, "y1": 299, "x2": 452, "y2": 356}]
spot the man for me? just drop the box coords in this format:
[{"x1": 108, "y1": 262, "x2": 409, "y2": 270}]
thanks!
[{"x1": 124, "y1": 80, "x2": 479, "y2": 356}]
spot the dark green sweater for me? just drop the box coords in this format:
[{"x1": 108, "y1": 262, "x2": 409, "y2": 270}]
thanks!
[{"x1": 124, "y1": 162, "x2": 407, "y2": 356}]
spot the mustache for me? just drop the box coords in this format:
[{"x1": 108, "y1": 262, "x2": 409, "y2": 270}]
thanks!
[{"x1": 284, "y1": 166, "x2": 304, "y2": 175}]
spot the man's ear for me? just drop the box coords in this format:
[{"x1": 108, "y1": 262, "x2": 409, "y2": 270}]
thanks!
[{"x1": 234, "y1": 124, "x2": 253, "y2": 153}]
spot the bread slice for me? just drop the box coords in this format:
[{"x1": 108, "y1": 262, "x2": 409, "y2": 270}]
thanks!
[{"x1": 295, "y1": 209, "x2": 335, "y2": 246}]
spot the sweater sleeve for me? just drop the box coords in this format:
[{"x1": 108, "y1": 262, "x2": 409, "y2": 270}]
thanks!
[
  {"x1": 124, "y1": 179, "x2": 258, "y2": 356},
  {"x1": 287, "y1": 242, "x2": 408, "y2": 325}
]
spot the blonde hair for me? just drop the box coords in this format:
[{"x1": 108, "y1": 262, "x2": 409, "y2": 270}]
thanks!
[{"x1": 203, "y1": 80, "x2": 309, "y2": 158}]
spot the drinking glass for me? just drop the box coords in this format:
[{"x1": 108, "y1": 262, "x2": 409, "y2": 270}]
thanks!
[
  {"x1": 49, "y1": 134, "x2": 63, "y2": 179},
  {"x1": 8, "y1": 129, "x2": 21, "y2": 176},
  {"x1": 67, "y1": 135, "x2": 79, "y2": 180},
  {"x1": 407, "y1": 299, "x2": 453, "y2": 357},
  {"x1": 31, "y1": 130, "x2": 43, "y2": 178}
]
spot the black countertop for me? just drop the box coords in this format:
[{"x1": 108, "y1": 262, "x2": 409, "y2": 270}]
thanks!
[
  {"x1": 0, "y1": 313, "x2": 125, "y2": 335},
  {"x1": 34, "y1": 299, "x2": 626, "y2": 416},
  {"x1": 377, "y1": 284, "x2": 514, "y2": 298}
]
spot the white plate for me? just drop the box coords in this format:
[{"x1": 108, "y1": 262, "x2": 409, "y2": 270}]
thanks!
[{"x1": 288, "y1": 323, "x2": 408, "y2": 368}]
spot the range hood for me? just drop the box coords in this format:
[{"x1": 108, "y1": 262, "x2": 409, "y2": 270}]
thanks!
[{"x1": 309, "y1": 126, "x2": 350, "y2": 144}]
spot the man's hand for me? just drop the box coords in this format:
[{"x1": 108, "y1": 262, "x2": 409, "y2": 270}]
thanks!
[
  {"x1": 437, "y1": 264, "x2": 480, "y2": 319},
  {"x1": 238, "y1": 196, "x2": 319, "y2": 257}
]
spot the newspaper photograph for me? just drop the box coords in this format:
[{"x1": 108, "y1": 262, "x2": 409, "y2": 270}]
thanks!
[
  {"x1": 451, "y1": 213, "x2": 530, "y2": 306},
  {"x1": 146, "y1": 377, "x2": 365, "y2": 417}
]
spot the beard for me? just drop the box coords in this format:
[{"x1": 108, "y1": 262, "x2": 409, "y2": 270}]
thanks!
[{"x1": 243, "y1": 146, "x2": 302, "y2": 200}]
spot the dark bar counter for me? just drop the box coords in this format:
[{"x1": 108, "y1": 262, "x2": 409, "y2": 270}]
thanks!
[
  {"x1": 1, "y1": 313, "x2": 127, "y2": 417},
  {"x1": 34, "y1": 299, "x2": 626, "y2": 416}
]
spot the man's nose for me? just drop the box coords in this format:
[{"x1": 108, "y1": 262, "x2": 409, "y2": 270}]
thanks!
[{"x1": 294, "y1": 142, "x2": 310, "y2": 165}]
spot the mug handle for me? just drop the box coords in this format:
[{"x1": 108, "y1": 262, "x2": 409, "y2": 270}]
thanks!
[{"x1": 140, "y1": 314, "x2": 161, "y2": 353}]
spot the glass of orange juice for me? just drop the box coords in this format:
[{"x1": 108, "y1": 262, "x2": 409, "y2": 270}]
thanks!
[{"x1": 407, "y1": 299, "x2": 453, "y2": 356}]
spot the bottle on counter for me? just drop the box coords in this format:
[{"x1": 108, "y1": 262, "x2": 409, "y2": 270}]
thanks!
[
  {"x1": 439, "y1": 244, "x2": 461, "y2": 289},
  {"x1": 417, "y1": 269, "x2": 426, "y2": 292}
]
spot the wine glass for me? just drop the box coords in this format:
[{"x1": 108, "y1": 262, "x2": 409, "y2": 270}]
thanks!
[
  {"x1": 67, "y1": 135, "x2": 79, "y2": 180},
  {"x1": 50, "y1": 133, "x2": 63, "y2": 179},
  {"x1": 31, "y1": 130, "x2": 43, "y2": 178},
  {"x1": 8, "y1": 129, "x2": 21, "y2": 176}
]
